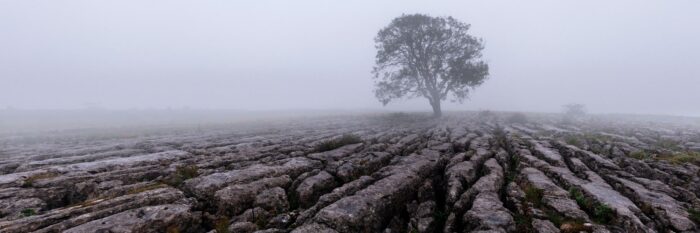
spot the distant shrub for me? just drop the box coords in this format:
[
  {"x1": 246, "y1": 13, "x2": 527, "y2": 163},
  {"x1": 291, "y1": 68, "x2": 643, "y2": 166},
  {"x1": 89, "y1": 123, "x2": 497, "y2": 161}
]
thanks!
[
  {"x1": 476, "y1": 110, "x2": 495, "y2": 121},
  {"x1": 506, "y1": 113, "x2": 528, "y2": 124},
  {"x1": 315, "y1": 134, "x2": 362, "y2": 152},
  {"x1": 563, "y1": 104, "x2": 586, "y2": 117},
  {"x1": 562, "y1": 104, "x2": 586, "y2": 124}
]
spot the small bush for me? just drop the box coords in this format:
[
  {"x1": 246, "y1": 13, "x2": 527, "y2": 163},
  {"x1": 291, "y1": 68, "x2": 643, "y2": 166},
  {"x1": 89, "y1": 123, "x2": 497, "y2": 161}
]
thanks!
[
  {"x1": 593, "y1": 204, "x2": 614, "y2": 224},
  {"x1": 165, "y1": 165, "x2": 200, "y2": 187},
  {"x1": 476, "y1": 110, "x2": 495, "y2": 121},
  {"x1": 315, "y1": 134, "x2": 362, "y2": 152},
  {"x1": 20, "y1": 208, "x2": 35, "y2": 217},
  {"x1": 523, "y1": 184, "x2": 544, "y2": 208},
  {"x1": 570, "y1": 188, "x2": 587, "y2": 207},
  {"x1": 689, "y1": 208, "x2": 700, "y2": 223},
  {"x1": 638, "y1": 202, "x2": 654, "y2": 215},
  {"x1": 176, "y1": 165, "x2": 199, "y2": 179}
]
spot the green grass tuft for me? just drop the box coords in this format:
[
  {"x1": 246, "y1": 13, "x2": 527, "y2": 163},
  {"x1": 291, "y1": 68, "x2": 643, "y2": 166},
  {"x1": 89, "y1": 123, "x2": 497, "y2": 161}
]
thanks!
[
  {"x1": 20, "y1": 208, "x2": 35, "y2": 217},
  {"x1": 570, "y1": 188, "x2": 614, "y2": 224},
  {"x1": 593, "y1": 203, "x2": 614, "y2": 224},
  {"x1": 523, "y1": 184, "x2": 544, "y2": 208},
  {"x1": 689, "y1": 208, "x2": 700, "y2": 224},
  {"x1": 563, "y1": 135, "x2": 583, "y2": 148},
  {"x1": 570, "y1": 188, "x2": 586, "y2": 207},
  {"x1": 628, "y1": 150, "x2": 650, "y2": 160},
  {"x1": 657, "y1": 151, "x2": 700, "y2": 165}
]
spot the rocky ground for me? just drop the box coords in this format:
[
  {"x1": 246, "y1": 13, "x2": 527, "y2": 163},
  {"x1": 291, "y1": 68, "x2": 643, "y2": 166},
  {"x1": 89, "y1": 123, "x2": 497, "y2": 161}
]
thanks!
[{"x1": 1, "y1": 112, "x2": 700, "y2": 233}]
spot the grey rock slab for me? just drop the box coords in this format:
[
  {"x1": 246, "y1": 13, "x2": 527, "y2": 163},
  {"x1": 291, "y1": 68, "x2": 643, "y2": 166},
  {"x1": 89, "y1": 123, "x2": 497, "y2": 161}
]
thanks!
[
  {"x1": 462, "y1": 192, "x2": 515, "y2": 232},
  {"x1": 308, "y1": 143, "x2": 363, "y2": 162},
  {"x1": 0, "y1": 187, "x2": 187, "y2": 233},
  {"x1": 313, "y1": 150, "x2": 441, "y2": 233},
  {"x1": 296, "y1": 171, "x2": 338, "y2": 207},
  {"x1": 607, "y1": 175, "x2": 696, "y2": 232},
  {"x1": 255, "y1": 187, "x2": 289, "y2": 214},
  {"x1": 521, "y1": 167, "x2": 589, "y2": 220},
  {"x1": 531, "y1": 219, "x2": 560, "y2": 233},
  {"x1": 184, "y1": 157, "x2": 320, "y2": 199},
  {"x1": 63, "y1": 204, "x2": 195, "y2": 233},
  {"x1": 291, "y1": 223, "x2": 339, "y2": 233},
  {"x1": 214, "y1": 175, "x2": 291, "y2": 216}
]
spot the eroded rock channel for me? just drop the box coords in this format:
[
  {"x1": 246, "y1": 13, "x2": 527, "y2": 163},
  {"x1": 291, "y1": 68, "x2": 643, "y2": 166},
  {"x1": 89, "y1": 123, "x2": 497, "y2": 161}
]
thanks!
[{"x1": 1, "y1": 113, "x2": 699, "y2": 233}]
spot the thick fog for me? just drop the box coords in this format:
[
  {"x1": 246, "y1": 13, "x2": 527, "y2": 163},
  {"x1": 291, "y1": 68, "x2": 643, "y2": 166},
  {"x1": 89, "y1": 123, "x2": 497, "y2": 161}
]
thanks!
[{"x1": 1, "y1": 0, "x2": 699, "y2": 116}]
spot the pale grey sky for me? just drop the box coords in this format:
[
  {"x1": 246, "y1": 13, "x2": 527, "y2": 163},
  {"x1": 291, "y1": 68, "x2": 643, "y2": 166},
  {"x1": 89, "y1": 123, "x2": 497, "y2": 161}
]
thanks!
[{"x1": 1, "y1": 1, "x2": 699, "y2": 116}]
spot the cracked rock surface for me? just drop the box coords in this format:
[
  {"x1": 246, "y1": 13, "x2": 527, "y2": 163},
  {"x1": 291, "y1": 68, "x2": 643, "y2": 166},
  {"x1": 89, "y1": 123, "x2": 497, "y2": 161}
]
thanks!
[{"x1": 1, "y1": 113, "x2": 700, "y2": 232}]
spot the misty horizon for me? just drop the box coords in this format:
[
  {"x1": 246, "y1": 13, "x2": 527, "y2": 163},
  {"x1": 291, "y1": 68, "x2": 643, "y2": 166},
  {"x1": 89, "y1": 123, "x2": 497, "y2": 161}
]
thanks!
[{"x1": 2, "y1": 1, "x2": 699, "y2": 116}]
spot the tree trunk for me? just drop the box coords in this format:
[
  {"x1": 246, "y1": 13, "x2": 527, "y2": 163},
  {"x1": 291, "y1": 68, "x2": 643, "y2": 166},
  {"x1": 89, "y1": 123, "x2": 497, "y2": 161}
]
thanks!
[{"x1": 430, "y1": 99, "x2": 442, "y2": 117}]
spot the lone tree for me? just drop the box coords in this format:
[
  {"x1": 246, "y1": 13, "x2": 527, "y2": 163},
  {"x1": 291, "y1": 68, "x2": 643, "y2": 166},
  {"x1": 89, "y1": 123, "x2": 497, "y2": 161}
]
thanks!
[{"x1": 373, "y1": 14, "x2": 489, "y2": 117}]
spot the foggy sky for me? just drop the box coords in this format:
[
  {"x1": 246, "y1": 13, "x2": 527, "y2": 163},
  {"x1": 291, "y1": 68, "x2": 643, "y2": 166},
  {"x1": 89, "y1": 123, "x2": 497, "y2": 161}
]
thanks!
[{"x1": 1, "y1": 1, "x2": 699, "y2": 116}]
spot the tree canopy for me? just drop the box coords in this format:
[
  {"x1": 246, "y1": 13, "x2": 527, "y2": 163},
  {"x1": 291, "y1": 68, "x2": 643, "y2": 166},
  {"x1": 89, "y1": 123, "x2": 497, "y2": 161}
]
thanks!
[{"x1": 373, "y1": 14, "x2": 489, "y2": 116}]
